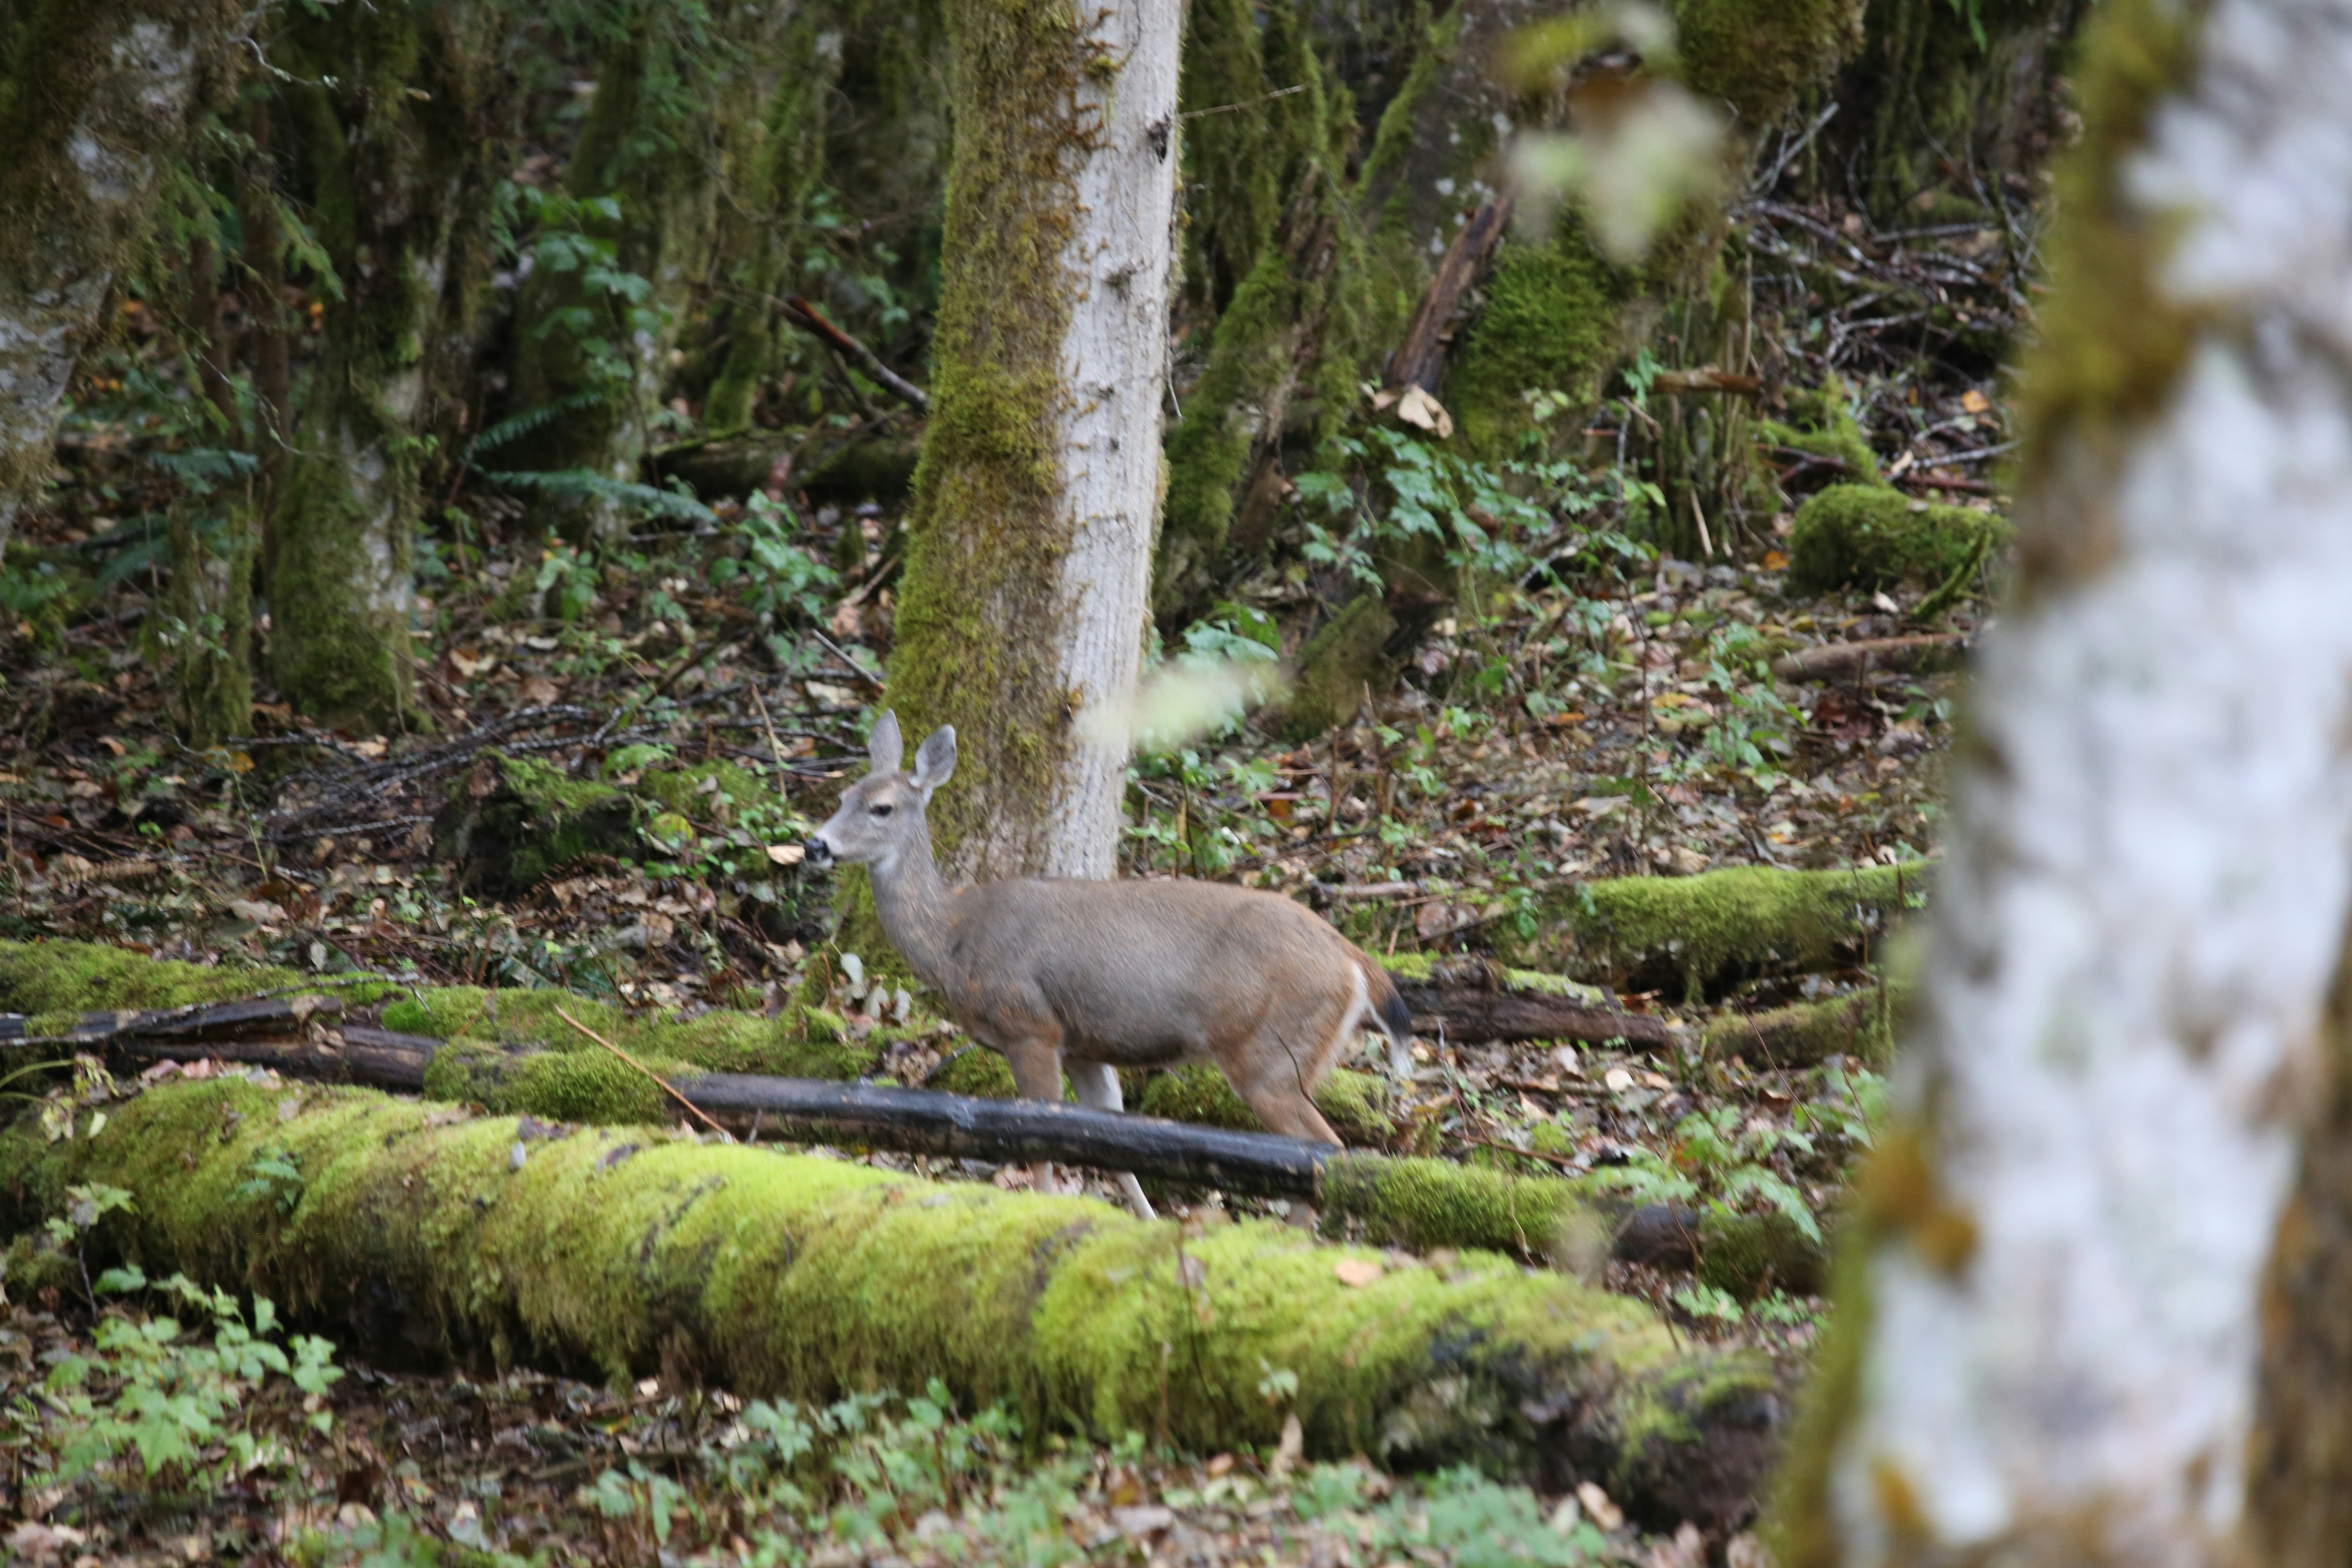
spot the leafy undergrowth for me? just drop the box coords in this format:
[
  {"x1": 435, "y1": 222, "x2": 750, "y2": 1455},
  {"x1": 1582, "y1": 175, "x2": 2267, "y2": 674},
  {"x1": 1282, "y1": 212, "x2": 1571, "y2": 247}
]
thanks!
[
  {"x1": 0, "y1": 172, "x2": 2021, "y2": 1559},
  {"x1": 1, "y1": 1287, "x2": 1695, "y2": 1568}
]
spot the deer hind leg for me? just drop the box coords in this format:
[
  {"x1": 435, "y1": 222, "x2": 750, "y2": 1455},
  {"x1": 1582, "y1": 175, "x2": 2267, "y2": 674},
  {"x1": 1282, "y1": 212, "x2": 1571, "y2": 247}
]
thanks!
[{"x1": 1069, "y1": 1061, "x2": 1155, "y2": 1221}]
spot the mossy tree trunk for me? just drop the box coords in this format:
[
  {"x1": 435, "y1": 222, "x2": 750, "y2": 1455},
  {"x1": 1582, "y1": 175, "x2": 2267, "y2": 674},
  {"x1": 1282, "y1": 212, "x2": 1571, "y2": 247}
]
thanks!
[
  {"x1": 0, "y1": 0, "x2": 236, "y2": 565},
  {"x1": 1, "y1": 1077, "x2": 1784, "y2": 1529},
  {"x1": 266, "y1": 0, "x2": 497, "y2": 733},
  {"x1": 1773, "y1": 0, "x2": 2352, "y2": 1560},
  {"x1": 883, "y1": 0, "x2": 1179, "y2": 882}
]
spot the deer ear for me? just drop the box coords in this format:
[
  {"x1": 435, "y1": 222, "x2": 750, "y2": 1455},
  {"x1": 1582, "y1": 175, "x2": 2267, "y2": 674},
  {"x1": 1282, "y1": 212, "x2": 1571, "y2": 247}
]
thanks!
[
  {"x1": 912, "y1": 726, "x2": 957, "y2": 798},
  {"x1": 868, "y1": 711, "x2": 904, "y2": 775}
]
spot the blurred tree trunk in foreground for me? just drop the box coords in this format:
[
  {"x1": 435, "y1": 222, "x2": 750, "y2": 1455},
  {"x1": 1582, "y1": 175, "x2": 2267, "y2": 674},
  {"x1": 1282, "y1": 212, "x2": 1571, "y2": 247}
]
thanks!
[
  {"x1": 1775, "y1": 0, "x2": 2352, "y2": 1561},
  {"x1": 881, "y1": 0, "x2": 1180, "y2": 882},
  {"x1": 0, "y1": 0, "x2": 235, "y2": 565}
]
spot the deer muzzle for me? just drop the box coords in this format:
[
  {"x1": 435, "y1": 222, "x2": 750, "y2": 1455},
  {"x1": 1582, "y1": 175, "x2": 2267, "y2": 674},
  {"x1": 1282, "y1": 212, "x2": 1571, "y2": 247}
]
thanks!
[{"x1": 803, "y1": 836, "x2": 835, "y2": 868}]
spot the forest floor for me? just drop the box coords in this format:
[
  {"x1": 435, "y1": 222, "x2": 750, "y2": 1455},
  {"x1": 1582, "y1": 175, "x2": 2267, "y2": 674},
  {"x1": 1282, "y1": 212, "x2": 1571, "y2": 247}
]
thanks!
[{"x1": 0, "y1": 186, "x2": 2016, "y2": 1566}]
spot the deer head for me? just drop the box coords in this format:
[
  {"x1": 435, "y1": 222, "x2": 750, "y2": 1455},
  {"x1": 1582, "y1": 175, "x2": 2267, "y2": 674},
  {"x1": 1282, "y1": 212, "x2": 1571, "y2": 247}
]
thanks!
[{"x1": 804, "y1": 710, "x2": 957, "y2": 872}]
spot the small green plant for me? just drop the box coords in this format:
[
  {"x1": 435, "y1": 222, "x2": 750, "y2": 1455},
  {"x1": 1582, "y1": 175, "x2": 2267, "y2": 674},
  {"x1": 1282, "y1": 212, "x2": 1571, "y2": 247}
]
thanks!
[
  {"x1": 709, "y1": 492, "x2": 841, "y2": 635},
  {"x1": 1587, "y1": 1102, "x2": 1823, "y2": 1246},
  {"x1": 232, "y1": 1145, "x2": 306, "y2": 1213},
  {"x1": 31, "y1": 1263, "x2": 342, "y2": 1493}
]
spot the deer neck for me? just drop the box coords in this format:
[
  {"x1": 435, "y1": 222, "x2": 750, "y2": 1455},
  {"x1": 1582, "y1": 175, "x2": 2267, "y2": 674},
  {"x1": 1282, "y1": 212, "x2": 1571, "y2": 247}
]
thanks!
[{"x1": 867, "y1": 821, "x2": 957, "y2": 987}]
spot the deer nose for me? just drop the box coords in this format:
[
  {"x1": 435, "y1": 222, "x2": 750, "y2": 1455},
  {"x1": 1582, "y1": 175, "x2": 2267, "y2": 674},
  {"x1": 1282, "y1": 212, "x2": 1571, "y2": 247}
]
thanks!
[{"x1": 804, "y1": 837, "x2": 834, "y2": 867}]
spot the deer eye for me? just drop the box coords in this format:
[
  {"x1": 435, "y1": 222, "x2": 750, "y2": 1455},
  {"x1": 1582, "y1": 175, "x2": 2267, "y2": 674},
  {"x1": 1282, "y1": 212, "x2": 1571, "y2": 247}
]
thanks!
[{"x1": 871, "y1": 803, "x2": 894, "y2": 818}]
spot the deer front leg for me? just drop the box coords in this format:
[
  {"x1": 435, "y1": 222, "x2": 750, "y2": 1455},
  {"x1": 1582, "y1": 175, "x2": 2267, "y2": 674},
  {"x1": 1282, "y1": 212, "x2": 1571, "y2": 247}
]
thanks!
[
  {"x1": 998, "y1": 1020, "x2": 1074, "y2": 1197},
  {"x1": 1069, "y1": 1061, "x2": 1155, "y2": 1220}
]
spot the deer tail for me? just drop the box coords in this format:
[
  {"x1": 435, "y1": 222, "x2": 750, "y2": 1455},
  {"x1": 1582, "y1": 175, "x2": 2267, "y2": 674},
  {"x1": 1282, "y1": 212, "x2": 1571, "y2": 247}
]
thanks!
[{"x1": 1355, "y1": 951, "x2": 1414, "y2": 1047}]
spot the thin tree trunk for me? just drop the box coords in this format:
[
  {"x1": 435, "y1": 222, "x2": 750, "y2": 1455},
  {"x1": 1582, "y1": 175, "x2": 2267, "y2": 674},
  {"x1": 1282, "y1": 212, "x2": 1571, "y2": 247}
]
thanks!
[
  {"x1": 1775, "y1": 0, "x2": 2352, "y2": 1561},
  {"x1": 884, "y1": 0, "x2": 1179, "y2": 882},
  {"x1": 0, "y1": 0, "x2": 232, "y2": 564}
]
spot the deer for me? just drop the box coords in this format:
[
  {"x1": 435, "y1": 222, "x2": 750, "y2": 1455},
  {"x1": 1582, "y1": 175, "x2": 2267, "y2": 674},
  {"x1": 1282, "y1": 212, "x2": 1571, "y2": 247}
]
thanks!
[{"x1": 803, "y1": 711, "x2": 1415, "y2": 1220}]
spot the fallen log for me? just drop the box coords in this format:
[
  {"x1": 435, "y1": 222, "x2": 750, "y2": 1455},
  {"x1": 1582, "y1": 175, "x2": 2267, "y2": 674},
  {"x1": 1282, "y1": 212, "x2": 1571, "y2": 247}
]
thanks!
[
  {"x1": 0, "y1": 1080, "x2": 1784, "y2": 1528},
  {"x1": 1384, "y1": 956, "x2": 1676, "y2": 1050},
  {"x1": 1703, "y1": 984, "x2": 1904, "y2": 1069},
  {"x1": 1770, "y1": 634, "x2": 1969, "y2": 684},
  {"x1": 4, "y1": 992, "x2": 1827, "y2": 1287},
  {"x1": 1496, "y1": 862, "x2": 1930, "y2": 1001}
]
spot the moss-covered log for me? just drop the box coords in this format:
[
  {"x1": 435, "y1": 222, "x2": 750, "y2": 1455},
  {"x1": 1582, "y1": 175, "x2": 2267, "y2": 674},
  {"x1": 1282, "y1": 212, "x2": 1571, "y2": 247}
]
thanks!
[
  {"x1": 1704, "y1": 988, "x2": 1899, "y2": 1069},
  {"x1": 1787, "y1": 484, "x2": 2012, "y2": 594},
  {"x1": 1498, "y1": 863, "x2": 1930, "y2": 1000},
  {"x1": 0, "y1": 1079, "x2": 1784, "y2": 1526}
]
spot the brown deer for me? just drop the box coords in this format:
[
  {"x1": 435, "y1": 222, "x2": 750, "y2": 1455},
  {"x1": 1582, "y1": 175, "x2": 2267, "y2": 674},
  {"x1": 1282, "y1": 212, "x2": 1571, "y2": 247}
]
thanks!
[{"x1": 804, "y1": 712, "x2": 1414, "y2": 1218}]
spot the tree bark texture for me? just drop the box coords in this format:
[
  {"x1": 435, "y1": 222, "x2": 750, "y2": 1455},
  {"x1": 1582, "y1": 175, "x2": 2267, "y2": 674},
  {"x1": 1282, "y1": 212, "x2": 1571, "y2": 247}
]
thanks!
[
  {"x1": 0, "y1": 0, "x2": 234, "y2": 565},
  {"x1": 1776, "y1": 0, "x2": 2352, "y2": 1562},
  {"x1": 884, "y1": 0, "x2": 1177, "y2": 882},
  {"x1": 0, "y1": 1079, "x2": 1785, "y2": 1530},
  {"x1": 266, "y1": 0, "x2": 496, "y2": 731}
]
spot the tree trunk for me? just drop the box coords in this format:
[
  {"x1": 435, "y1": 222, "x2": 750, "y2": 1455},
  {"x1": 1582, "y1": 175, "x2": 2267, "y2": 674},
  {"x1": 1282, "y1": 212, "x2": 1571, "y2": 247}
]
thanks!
[
  {"x1": 267, "y1": 0, "x2": 494, "y2": 732},
  {"x1": 0, "y1": 1077, "x2": 1784, "y2": 1530},
  {"x1": 0, "y1": 0, "x2": 233, "y2": 565},
  {"x1": 884, "y1": 0, "x2": 1178, "y2": 881},
  {"x1": 1773, "y1": 0, "x2": 2352, "y2": 1560}
]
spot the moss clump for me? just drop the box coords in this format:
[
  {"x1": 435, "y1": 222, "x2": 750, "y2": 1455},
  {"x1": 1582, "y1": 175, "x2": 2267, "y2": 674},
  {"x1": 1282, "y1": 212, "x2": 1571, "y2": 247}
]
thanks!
[
  {"x1": 1704, "y1": 985, "x2": 1903, "y2": 1068},
  {"x1": 1697, "y1": 1209, "x2": 1828, "y2": 1298},
  {"x1": 1787, "y1": 484, "x2": 2011, "y2": 594},
  {"x1": 1502, "y1": 862, "x2": 1929, "y2": 1000},
  {"x1": 380, "y1": 986, "x2": 883, "y2": 1081},
  {"x1": 1138, "y1": 1065, "x2": 1396, "y2": 1145},
  {"x1": 1378, "y1": 952, "x2": 1608, "y2": 1005},
  {"x1": 1, "y1": 1079, "x2": 1778, "y2": 1524},
  {"x1": 431, "y1": 751, "x2": 640, "y2": 896},
  {"x1": 421, "y1": 1036, "x2": 676, "y2": 1125},
  {"x1": 1675, "y1": 0, "x2": 1866, "y2": 128},
  {"x1": 1280, "y1": 594, "x2": 1396, "y2": 739},
  {"x1": 0, "y1": 941, "x2": 307, "y2": 1017},
  {"x1": 1449, "y1": 227, "x2": 1630, "y2": 458}
]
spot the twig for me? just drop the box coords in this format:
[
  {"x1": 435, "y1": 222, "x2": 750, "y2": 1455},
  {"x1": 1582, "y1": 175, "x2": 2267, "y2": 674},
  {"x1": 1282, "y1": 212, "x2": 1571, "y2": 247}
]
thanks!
[
  {"x1": 553, "y1": 1006, "x2": 735, "y2": 1141},
  {"x1": 808, "y1": 628, "x2": 885, "y2": 692},
  {"x1": 1180, "y1": 82, "x2": 1307, "y2": 119},
  {"x1": 778, "y1": 295, "x2": 929, "y2": 412}
]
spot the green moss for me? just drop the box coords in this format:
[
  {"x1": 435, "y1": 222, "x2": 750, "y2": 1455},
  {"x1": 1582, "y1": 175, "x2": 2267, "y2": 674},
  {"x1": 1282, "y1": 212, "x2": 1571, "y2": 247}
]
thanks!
[
  {"x1": 431, "y1": 750, "x2": 640, "y2": 896},
  {"x1": 1703, "y1": 986, "x2": 1901, "y2": 1068},
  {"x1": 1377, "y1": 952, "x2": 1607, "y2": 1005},
  {"x1": 421, "y1": 1037, "x2": 675, "y2": 1125},
  {"x1": 1675, "y1": 0, "x2": 1866, "y2": 127},
  {"x1": 0, "y1": 941, "x2": 307, "y2": 1016},
  {"x1": 1280, "y1": 594, "x2": 1396, "y2": 739},
  {"x1": 2, "y1": 1079, "x2": 1776, "y2": 1515},
  {"x1": 1320, "y1": 1153, "x2": 1584, "y2": 1258},
  {"x1": 1697, "y1": 1209, "x2": 1827, "y2": 1298},
  {"x1": 381, "y1": 986, "x2": 883, "y2": 1081},
  {"x1": 1449, "y1": 228, "x2": 1631, "y2": 458},
  {"x1": 1787, "y1": 484, "x2": 2011, "y2": 594},
  {"x1": 1138, "y1": 1065, "x2": 1396, "y2": 1145},
  {"x1": 1502, "y1": 862, "x2": 1929, "y2": 1000}
]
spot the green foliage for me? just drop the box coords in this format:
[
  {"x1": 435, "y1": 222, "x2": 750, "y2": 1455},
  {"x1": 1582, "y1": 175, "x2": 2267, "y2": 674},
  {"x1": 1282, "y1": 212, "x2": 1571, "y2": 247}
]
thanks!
[
  {"x1": 707, "y1": 492, "x2": 841, "y2": 632},
  {"x1": 1449, "y1": 229, "x2": 1630, "y2": 456}
]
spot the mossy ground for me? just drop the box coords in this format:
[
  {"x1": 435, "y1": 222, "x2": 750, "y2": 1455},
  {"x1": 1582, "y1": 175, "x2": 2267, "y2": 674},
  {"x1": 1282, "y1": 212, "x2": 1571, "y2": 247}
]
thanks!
[{"x1": 1788, "y1": 484, "x2": 2011, "y2": 594}]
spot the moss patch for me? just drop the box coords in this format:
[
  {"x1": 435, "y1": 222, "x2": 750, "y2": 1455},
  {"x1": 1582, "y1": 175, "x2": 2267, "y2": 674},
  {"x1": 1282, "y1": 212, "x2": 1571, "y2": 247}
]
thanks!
[
  {"x1": 0, "y1": 941, "x2": 307, "y2": 1017},
  {"x1": 1703, "y1": 986, "x2": 1901, "y2": 1069},
  {"x1": 0, "y1": 1079, "x2": 1779, "y2": 1522},
  {"x1": 1675, "y1": 0, "x2": 1866, "y2": 128},
  {"x1": 1280, "y1": 593, "x2": 1396, "y2": 739},
  {"x1": 1787, "y1": 484, "x2": 2011, "y2": 594},
  {"x1": 1449, "y1": 227, "x2": 1629, "y2": 458},
  {"x1": 1502, "y1": 862, "x2": 1929, "y2": 1000}
]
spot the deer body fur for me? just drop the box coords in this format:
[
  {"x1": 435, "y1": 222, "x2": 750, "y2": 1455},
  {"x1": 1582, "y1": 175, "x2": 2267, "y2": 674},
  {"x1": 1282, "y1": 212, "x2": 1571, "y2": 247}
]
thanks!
[{"x1": 806, "y1": 714, "x2": 1414, "y2": 1205}]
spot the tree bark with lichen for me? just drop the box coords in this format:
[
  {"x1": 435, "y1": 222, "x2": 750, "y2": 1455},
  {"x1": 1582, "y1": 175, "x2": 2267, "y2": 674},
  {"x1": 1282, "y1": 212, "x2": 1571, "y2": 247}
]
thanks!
[
  {"x1": 880, "y1": 0, "x2": 1179, "y2": 884},
  {"x1": 1771, "y1": 0, "x2": 2352, "y2": 1560},
  {"x1": 0, "y1": 0, "x2": 237, "y2": 567}
]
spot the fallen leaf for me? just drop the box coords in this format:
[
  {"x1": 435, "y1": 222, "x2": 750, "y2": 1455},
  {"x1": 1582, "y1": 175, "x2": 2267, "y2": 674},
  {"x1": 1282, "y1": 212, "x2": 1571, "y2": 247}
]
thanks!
[
  {"x1": 1960, "y1": 387, "x2": 1992, "y2": 414},
  {"x1": 1763, "y1": 549, "x2": 1790, "y2": 570},
  {"x1": 519, "y1": 676, "x2": 560, "y2": 705},
  {"x1": 1577, "y1": 1480, "x2": 1624, "y2": 1532},
  {"x1": 1333, "y1": 1257, "x2": 1384, "y2": 1287},
  {"x1": 1272, "y1": 1412, "x2": 1304, "y2": 1476},
  {"x1": 1604, "y1": 1066, "x2": 1636, "y2": 1094},
  {"x1": 1112, "y1": 1505, "x2": 1174, "y2": 1537},
  {"x1": 353, "y1": 736, "x2": 388, "y2": 759},
  {"x1": 1205, "y1": 1453, "x2": 1236, "y2": 1477},
  {"x1": 1395, "y1": 383, "x2": 1455, "y2": 439},
  {"x1": 227, "y1": 898, "x2": 285, "y2": 924},
  {"x1": 766, "y1": 843, "x2": 806, "y2": 866}
]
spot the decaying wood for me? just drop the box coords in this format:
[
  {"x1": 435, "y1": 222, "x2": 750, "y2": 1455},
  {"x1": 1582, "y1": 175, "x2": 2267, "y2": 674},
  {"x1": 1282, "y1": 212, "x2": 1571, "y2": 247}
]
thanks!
[
  {"x1": 1651, "y1": 369, "x2": 1763, "y2": 397},
  {"x1": 1771, "y1": 633, "x2": 1969, "y2": 682},
  {"x1": 1392, "y1": 957, "x2": 1676, "y2": 1049},
  {"x1": 1388, "y1": 197, "x2": 1514, "y2": 394}
]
